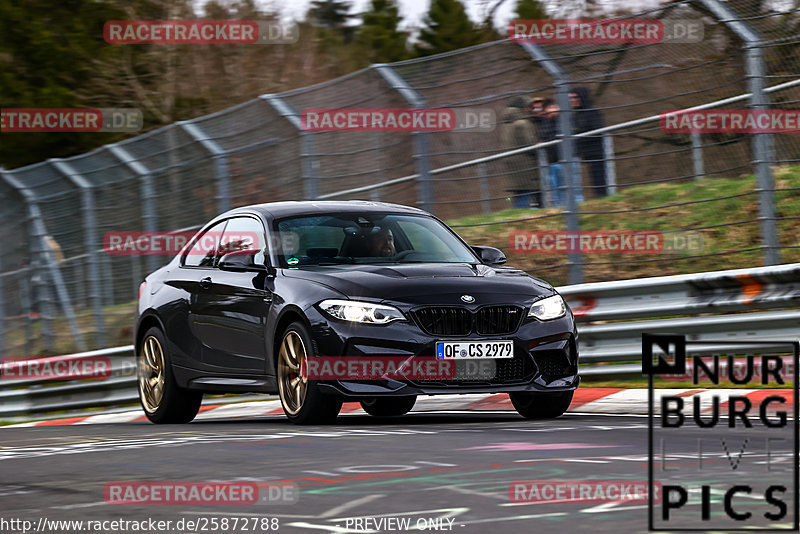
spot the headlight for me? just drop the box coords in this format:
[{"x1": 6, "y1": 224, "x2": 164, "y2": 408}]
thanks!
[
  {"x1": 319, "y1": 299, "x2": 405, "y2": 325},
  {"x1": 528, "y1": 295, "x2": 566, "y2": 321}
]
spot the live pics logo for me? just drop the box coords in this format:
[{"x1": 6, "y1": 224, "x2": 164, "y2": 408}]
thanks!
[{"x1": 644, "y1": 333, "x2": 799, "y2": 531}]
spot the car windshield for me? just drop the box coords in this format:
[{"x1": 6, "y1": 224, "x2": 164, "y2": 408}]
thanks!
[{"x1": 273, "y1": 213, "x2": 478, "y2": 267}]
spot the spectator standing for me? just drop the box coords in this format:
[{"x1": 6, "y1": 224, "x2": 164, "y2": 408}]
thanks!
[
  {"x1": 500, "y1": 96, "x2": 540, "y2": 209},
  {"x1": 570, "y1": 86, "x2": 608, "y2": 197},
  {"x1": 530, "y1": 98, "x2": 583, "y2": 207},
  {"x1": 531, "y1": 98, "x2": 563, "y2": 206}
]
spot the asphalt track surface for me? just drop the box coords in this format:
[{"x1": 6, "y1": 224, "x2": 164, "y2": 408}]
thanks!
[{"x1": 0, "y1": 411, "x2": 795, "y2": 534}]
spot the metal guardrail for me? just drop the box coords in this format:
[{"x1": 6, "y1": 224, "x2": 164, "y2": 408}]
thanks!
[
  {"x1": 560, "y1": 262, "x2": 800, "y2": 321},
  {"x1": 1, "y1": 263, "x2": 798, "y2": 418},
  {"x1": 0, "y1": 347, "x2": 137, "y2": 417}
]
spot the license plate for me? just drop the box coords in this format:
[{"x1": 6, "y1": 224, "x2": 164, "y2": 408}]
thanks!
[{"x1": 435, "y1": 340, "x2": 514, "y2": 359}]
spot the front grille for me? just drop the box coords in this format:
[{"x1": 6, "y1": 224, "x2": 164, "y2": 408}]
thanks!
[
  {"x1": 412, "y1": 306, "x2": 524, "y2": 336},
  {"x1": 476, "y1": 306, "x2": 523, "y2": 335},
  {"x1": 413, "y1": 307, "x2": 472, "y2": 336}
]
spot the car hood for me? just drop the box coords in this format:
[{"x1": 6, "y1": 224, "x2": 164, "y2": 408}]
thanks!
[{"x1": 282, "y1": 263, "x2": 554, "y2": 305}]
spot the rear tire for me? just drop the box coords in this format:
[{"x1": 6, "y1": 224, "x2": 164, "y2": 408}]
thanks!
[
  {"x1": 138, "y1": 327, "x2": 202, "y2": 424},
  {"x1": 509, "y1": 390, "x2": 574, "y2": 419},
  {"x1": 360, "y1": 396, "x2": 416, "y2": 417},
  {"x1": 277, "y1": 321, "x2": 343, "y2": 424}
]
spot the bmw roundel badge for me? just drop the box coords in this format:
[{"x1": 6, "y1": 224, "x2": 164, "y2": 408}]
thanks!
[{"x1": 461, "y1": 295, "x2": 475, "y2": 303}]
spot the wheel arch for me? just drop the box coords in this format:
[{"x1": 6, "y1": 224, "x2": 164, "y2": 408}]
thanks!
[
  {"x1": 135, "y1": 312, "x2": 167, "y2": 355},
  {"x1": 272, "y1": 306, "x2": 314, "y2": 368}
]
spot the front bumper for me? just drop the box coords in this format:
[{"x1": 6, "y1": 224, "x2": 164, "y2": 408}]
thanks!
[{"x1": 306, "y1": 306, "x2": 580, "y2": 398}]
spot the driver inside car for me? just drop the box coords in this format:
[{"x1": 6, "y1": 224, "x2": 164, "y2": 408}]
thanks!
[{"x1": 367, "y1": 227, "x2": 396, "y2": 257}]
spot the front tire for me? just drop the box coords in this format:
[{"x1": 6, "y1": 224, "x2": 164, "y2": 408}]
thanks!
[
  {"x1": 360, "y1": 396, "x2": 416, "y2": 417},
  {"x1": 277, "y1": 321, "x2": 342, "y2": 424},
  {"x1": 509, "y1": 390, "x2": 574, "y2": 419},
  {"x1": 137, "y1": 327, "x2": 202, "y2": 424}
]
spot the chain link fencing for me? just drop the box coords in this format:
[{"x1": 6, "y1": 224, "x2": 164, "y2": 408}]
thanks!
[{"x1": 0, "y1": 0, "x2": 798, "y2": 356}]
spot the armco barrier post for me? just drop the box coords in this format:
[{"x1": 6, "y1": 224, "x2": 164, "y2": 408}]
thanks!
[
  {"x1": 519, "y1": 41, "x2": 583, "y2": 284},
  {"x1": 700, "y1": 0, "x2": 779, "y2": 266},
  {"x1": 180, "y1": 121, "x2": 231, "y2": 214},
  {"x1": 50, "y1": 159, "x2": 104, "y2": 348},
  {"x1": 374, "y1": 64, "x2": 435, "y2": 214}
]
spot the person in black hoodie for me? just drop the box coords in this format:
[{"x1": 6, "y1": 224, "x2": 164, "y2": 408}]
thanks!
[
  {"x1": 529, "y1": 98, "x2": 584, "y2": 207},
  {"x1": 531, "y1": 98, "x2": 562, "y2": 206},
  {"x1": 570, "y1": 86, "x2": 608, "y2": 197}
]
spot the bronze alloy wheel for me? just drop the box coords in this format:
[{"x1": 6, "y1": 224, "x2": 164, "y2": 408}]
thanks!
[
  {"x1": 278, "y1": 330, "x2": 308, "y2": 416},
  {"x1": 138, "y1": 335, "x2": 165, "y2": 414}
]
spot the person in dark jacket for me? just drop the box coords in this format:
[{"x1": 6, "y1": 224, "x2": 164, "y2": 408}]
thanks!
[
  {"x1": 570, "y1": 86, "x2": 608, "y2": 197},
  {"x1": 500, "y1": 96, "x2": 540, "y2": 208},
  {"x1": 531, "y1": 99, "x2": 561, "y2": 206},
  {"x1": 530, "y1": 98, "x2": 583, "y2": 207}
]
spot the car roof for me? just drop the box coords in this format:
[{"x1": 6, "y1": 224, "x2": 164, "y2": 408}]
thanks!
[{"x1": 225, "y1": 200, "x2": 430, "y2": 219}]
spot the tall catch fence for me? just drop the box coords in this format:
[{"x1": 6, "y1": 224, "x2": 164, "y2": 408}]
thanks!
[{"x1": 0, "y1": 0, "x2": 798, "y2": 355}]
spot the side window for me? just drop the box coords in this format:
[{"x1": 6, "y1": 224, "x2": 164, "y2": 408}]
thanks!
[
  {"x1": 183, "y1": 220, "x2": 228, "y2": 268},
  {"x1": 219, "y1": 216, "x2": 268, "y2": 265}
]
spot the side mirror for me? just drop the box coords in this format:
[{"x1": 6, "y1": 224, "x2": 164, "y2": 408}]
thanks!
[
  {"x1": 471, "y1": 245, "x2": 507, "y2": 266},
  {"x1": 218, "y1": 250, "x2": 268, "y2": 273}
]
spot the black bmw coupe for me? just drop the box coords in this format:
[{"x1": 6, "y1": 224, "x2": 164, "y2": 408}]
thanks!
[{"x1": 135, "y1": 201, "x2": 579, "y2": 424}]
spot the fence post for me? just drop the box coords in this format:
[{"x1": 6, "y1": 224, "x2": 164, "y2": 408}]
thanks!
[
  {"x1": 0, "y1": 169, "x2": 87, "y2": 352},
  {"x1": 108, "y1": 144, "x2": 160, "y2": 274},
  {"x1": 748, "y1": 48, "x2": 779, "y2": 265},
  {"x1": 536, "y1": 149, "x2": 552, "y2": 208},
  {"x1": 691, "y1": 131, "x2": 705, "y2": 180},
  {"x1": 0, "y1": 258, "x2": 5, "y2": 356},
  {"x1": 180, "y1": 121, "x2": 231, "y2": 213},
  {"x1": 477, "y1": 163, "x2": 491, "y2": 214},
  {"x1": 374, "y1": 64, "x2": 435, "y2": 214},
  {"x1": 700, "y1": 0, "x2": 779, "y2": 265},
  {"x1": 261, "y1": 95, "x2": 319, "y2": 199},
  {"x1": 602, "y1": 134, "x2": 617, "y2": 195},
  {"x1": 519, "y1": 42, "x2": 582, "y2": 284},
  {"x1": 50, "y1": 159, "x2": 103, "y2": 349},
  {"x1": 20, "y1": 269, "x2": 33, "y2": 355}
]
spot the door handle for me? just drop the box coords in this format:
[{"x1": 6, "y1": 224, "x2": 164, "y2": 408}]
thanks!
[{"x1": 199, "y1": 276, "x2": 212, "y2": 289}]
